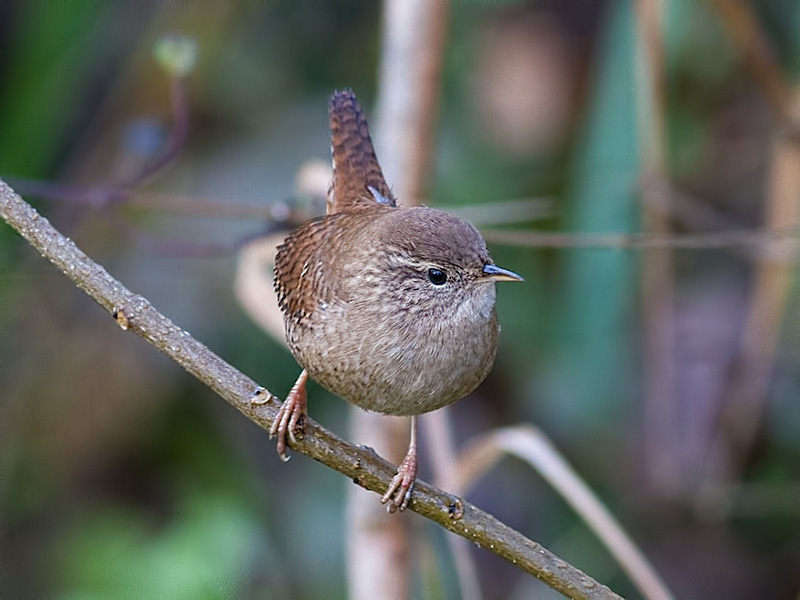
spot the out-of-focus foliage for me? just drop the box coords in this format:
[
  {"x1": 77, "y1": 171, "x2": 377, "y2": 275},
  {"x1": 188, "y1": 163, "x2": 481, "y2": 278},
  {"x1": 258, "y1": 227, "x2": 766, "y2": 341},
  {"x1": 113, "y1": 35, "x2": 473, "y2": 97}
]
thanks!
[{"x1": 1, "y1": 1, "x2": 799, "y2": 599}]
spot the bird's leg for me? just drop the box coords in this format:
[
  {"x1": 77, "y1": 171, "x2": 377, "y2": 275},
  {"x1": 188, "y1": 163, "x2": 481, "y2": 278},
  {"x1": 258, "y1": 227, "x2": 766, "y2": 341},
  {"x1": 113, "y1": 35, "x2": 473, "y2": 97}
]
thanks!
[
  {"x1": 381, "y1": 415, "x2": 418, "y2": 513},
  {"x1": 270, "y1": 369, "x2": 309, "y2": 462}
]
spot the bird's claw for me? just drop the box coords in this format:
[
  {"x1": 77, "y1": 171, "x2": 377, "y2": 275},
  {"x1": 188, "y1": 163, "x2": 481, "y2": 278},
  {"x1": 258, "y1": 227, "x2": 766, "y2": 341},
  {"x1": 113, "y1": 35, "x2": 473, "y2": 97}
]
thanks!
[
  {"x1": 271, "y1": 371, "x2": 308, "y2": 461},
  {"x1": 381, "y1": 453, "x2": 417, "y2": 513}
]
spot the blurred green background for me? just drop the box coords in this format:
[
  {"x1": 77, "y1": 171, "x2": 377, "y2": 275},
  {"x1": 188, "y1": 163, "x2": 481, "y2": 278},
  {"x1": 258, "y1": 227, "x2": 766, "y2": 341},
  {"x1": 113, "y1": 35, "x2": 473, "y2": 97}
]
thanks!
[{"x1": 1, "y1": 1, "x2": 799, "y2": 598}]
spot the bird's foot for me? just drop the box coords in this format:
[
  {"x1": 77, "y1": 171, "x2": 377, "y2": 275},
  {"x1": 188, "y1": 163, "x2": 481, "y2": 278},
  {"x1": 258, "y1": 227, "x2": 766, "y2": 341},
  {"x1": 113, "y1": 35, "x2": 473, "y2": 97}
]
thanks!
[
  {"x1": 381, "y1": 448, "x2": 417, "y2": 513},
  {"x1": 270, "y1": 370, "x2": 309, "y2": 461}
]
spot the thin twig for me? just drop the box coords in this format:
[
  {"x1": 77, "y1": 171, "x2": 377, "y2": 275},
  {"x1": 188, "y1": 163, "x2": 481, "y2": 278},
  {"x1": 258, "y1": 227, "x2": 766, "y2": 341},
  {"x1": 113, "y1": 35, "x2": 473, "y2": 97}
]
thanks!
[
  {"x1": 480, "y1": 226, "x2": 800, "y2": 250},
  {"x1": 10, "y1": 176, "x2": 549, "y2": 228},
  {"x1": 8, "y1": 177, "x2": 305, "y2": 221},
  {"x1": 0, "y1": 181, "x2": 624, "y2": 600},
  {"x1": 446, "y1": 197, "x2": 553, "y2": 226},
  {"x1": 130, "y1": 75, "x2": 190, "y2": 185}
]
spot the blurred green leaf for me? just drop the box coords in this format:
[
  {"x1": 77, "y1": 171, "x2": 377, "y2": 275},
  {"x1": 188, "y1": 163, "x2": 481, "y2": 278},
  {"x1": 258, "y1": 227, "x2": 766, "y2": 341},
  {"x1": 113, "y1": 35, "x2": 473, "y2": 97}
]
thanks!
[
  {"x1": 55, "y1": 493, "x2": 266, "y2": 600},
  {"x1": 542, "y1": 0, "x2": 639, "y2": 432},
  {"x1": 0, "y1": 1, "x2": 104, "y2": 177}
]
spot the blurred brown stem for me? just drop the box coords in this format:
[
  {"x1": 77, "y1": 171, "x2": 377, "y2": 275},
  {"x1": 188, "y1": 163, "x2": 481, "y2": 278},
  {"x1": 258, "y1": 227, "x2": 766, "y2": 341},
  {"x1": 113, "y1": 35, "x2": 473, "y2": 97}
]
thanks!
[
  {"x1": 347, "y1": 0, "x2": 455, "y2": 598},
  {"x1": 708, "y1": 0, "x2": 792, "y2": 123},
  {"x1": 697, "y1": 89, "x2": 800, "y2": 514},
  {"x1": 0, "y1": 179, "x2": 623, "y2": 600},
  {"x1": 634, "y1": 0, "x2": 679, "y2": 494},
  {"x1": 129, "y1": 74, "x2": 190, "y2": 185}
]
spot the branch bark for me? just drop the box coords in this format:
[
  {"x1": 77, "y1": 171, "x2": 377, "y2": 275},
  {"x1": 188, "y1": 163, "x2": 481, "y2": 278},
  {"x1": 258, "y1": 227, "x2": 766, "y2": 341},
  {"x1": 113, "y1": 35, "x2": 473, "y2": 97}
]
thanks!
[{"x1": 0, "y1": 178, "x2": 623, "y2": 600}]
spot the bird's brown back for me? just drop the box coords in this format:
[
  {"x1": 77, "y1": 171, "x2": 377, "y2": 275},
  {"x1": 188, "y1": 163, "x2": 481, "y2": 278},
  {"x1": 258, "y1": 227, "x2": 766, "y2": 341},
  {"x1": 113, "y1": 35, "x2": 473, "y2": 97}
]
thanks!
[
  {"x1": 276, "y1": 90, "x2": 397, "y2": 330},
  {"x1": 274, "y1": 206, "x2": 394, "y2": 329}
]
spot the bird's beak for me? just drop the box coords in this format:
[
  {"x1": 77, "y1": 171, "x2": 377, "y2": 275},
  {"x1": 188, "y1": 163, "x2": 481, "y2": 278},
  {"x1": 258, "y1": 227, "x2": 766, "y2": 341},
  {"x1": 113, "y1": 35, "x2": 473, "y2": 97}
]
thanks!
[{"x1": 482, "y1": 263, "x2": 524, "y2": 282}]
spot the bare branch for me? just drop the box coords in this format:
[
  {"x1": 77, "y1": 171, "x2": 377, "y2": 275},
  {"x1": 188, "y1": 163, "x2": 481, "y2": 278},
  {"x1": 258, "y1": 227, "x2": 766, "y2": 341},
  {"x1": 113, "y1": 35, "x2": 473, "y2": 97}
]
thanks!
[{"x1": 0, "y1": 179, "x2": 624, "y2": 599}]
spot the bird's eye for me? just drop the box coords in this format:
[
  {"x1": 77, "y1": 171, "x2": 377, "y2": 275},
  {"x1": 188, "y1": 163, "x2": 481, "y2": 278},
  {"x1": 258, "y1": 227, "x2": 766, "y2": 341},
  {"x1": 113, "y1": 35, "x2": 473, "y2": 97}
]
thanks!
[{"x1": 427, "y1": 268, "x2": 447, "y2": 285}]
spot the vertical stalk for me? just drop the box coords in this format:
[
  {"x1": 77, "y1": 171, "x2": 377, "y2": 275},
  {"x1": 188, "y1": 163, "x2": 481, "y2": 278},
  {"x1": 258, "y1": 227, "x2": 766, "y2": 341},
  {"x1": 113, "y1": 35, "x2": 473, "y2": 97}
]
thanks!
[
  {"x1": 634, "y1": 0, "x2": 679, "y2": 494},
  {"x1": 698, "y1": 90, "x2": 800, "y2": 512},
  {"x1": 346, "y1": 1, "x2": 452, "y2": 598}
]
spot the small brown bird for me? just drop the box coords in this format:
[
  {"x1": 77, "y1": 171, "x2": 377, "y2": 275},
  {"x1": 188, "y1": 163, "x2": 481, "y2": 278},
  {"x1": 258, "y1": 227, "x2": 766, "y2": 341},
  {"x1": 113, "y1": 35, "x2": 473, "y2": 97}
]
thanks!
[{"x1": 272, "y1": 90, "x2": 521, "y2": 511}]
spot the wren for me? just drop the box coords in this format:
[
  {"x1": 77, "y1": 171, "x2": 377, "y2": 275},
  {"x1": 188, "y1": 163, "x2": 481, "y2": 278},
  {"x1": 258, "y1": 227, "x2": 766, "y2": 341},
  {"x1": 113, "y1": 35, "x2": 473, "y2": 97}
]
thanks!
[{"x1": 271, "y1": 90, "x2": 522, "y2": 512}]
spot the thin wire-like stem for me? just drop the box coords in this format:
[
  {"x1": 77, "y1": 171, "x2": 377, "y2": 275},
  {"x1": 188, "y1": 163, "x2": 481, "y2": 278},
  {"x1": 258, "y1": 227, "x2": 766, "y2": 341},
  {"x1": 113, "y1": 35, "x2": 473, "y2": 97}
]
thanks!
[
  {"x1": 9, "y1": 174, "x2": 550, "y2": 227},
  {"x1": 480, "y1": 226, "x2": 800, "y2": 250}
]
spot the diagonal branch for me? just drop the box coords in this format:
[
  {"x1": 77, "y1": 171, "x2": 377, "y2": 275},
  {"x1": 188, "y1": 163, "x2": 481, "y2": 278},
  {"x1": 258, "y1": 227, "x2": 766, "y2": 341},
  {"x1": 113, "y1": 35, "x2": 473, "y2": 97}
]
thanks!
[{"x1": 0, "y1": 178, "x2": 622, "y2": 600}]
